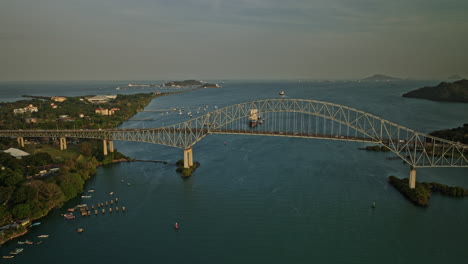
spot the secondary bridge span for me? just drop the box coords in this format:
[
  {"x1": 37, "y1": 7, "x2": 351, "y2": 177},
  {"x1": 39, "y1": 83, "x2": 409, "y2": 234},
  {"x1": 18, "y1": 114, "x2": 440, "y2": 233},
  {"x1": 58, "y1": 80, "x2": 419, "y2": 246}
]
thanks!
[{"x1": 1, "y1": 99, "x2": 467, "y2": 188}]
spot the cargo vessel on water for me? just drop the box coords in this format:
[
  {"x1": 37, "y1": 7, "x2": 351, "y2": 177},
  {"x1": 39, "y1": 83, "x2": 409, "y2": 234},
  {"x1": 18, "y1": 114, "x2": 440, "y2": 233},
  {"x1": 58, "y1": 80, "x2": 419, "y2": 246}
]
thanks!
[{"x1": 249, "y1": 108, "x2": 260, "y2": 127}]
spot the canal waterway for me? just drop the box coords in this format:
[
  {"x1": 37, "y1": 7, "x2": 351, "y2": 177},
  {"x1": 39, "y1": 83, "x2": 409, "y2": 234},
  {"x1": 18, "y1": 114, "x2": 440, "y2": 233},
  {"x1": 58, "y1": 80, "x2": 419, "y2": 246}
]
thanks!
[{"x1": 1, "y1": 80, "x2": 468, "y2": 263}]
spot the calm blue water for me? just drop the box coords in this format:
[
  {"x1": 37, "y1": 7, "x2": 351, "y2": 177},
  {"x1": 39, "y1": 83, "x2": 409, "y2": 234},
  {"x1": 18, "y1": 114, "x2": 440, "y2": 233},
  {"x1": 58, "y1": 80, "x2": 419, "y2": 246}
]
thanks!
[{"x1": 1, "y1": 80, "x2": 468, "y2": 263}]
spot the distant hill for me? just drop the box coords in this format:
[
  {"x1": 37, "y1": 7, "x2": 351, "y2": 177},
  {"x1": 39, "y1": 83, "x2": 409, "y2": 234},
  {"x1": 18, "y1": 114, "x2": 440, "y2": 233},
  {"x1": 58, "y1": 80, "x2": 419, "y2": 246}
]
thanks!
[
  {"x1": 430, "y1": 124, "x2": 468, "y2": 144},
  {"x1": 448, "y1": 74, "x2": 463, "y2": 80},
  {"x1": 362, "y1": 74, "x2": 401, "y2": 81},
  {"x1": 402, "y1": 79, "x2": 468, "y2": 103}
]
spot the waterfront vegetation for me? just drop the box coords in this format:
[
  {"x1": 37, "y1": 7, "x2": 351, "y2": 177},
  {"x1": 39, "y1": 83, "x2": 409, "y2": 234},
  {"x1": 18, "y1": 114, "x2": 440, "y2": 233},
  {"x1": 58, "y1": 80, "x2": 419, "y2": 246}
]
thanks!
[
  {"x1": 0, "y1": 92, "x2": 162, "y2": 244},
  {"x1": 176, "y1": 160, "x2": 200, "y2": 177},
  {"x1": 0, "y1": 139, "x2": 127, "y2": 244},
  {"x1": 388, "y1": 176, "x2": 468, "y2": 207},
  {"x1": 0, "y1": 93, "x2": 158, "y2": 130},
  {"x1": 429, "y1": 123, "x2": 468, "y2": 144},
  {"x1": 362, "y1": 145, "x2": 390, "y2": 152}
]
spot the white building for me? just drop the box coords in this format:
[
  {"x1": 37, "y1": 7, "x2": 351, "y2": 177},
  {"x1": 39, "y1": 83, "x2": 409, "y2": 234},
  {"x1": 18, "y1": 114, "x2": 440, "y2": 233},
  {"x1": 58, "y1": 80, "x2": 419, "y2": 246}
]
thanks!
[{"x1": 3, "y1": 148, "x2": 30, "y2": 159}]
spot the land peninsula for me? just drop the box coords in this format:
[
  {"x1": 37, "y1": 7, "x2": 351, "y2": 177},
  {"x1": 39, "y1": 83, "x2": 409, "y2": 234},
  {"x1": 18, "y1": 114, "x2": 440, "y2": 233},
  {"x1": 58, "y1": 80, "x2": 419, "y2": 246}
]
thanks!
[
  {"x1": 402, "y1": 79, "x2": 468, "y2": 103},
  {"x1": 0, "y1": 88, "x2": 199, "y2": 244},
  {"x1": 361, "y1": 123, "x2": 468, "y2": 206}
]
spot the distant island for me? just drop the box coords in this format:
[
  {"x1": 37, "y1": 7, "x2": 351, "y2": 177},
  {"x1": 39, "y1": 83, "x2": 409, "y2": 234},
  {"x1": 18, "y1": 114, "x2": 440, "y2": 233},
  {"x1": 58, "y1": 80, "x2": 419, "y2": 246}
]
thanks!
[
  {"x1": 200, "y1": 83, "x2": 221, "y2": 88},
  {"x1": 362, "y1": 74, "x2": 401, "y2": 81},
  {"x1": 163, "y1": 80, "x2": 221, "y2": 89},
  {"x1": 402, "y1": 79, "x2": 468, "y2": 103},
  {"x1": 164, "y1": 80, "x2": 203, "y2": 87}
]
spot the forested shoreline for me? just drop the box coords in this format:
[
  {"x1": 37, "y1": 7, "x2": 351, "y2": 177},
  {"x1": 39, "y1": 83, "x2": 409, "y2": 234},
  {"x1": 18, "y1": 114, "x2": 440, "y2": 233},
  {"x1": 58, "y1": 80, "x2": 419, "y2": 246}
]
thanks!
[{"x1": 0, "y1": 139, "x2": 128, "y2": 244}]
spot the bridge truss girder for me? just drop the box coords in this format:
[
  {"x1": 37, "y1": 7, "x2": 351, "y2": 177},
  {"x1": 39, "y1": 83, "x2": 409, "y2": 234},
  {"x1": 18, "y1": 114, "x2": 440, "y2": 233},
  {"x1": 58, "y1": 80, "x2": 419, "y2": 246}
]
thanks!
[{"x1": 0, "y1": 99, "x2": 467, "y2": 168}]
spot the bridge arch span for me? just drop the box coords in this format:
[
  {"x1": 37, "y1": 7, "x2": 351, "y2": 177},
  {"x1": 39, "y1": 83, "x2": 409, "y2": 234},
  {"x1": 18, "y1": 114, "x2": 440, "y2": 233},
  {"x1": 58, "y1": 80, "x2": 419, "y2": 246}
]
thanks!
[{"x1": 1, "y1": 99, "x2": 467, "y2": 171}]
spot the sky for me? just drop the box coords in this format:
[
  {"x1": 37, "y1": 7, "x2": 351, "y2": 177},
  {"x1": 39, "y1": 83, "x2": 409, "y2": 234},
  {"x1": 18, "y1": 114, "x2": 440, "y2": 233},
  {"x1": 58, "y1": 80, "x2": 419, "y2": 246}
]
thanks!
[{"x1": 1, "y1": 0, "x2": 467, "y2": 81}]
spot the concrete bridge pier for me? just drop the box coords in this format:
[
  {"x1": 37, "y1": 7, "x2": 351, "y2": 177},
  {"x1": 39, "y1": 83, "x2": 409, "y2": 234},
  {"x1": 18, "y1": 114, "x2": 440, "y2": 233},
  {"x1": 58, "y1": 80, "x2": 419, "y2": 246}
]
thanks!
[
  {"x1": 409, "y1": 166, "x2": 417, "y2": 189},
  {"x1": 103, "y1": 140, "x2": 108, "y2": 156},
  {"x1": 17, "y1": 137, "x2": 25, "y2": 147},
  {"x1": 109, "y1": 140, "x2": 114, "y2": 153},
  {"x1": 183, "y1": 148, "x2": 193, "y2": 168},
  {"x1": 59, "y1": 137, "x2": 67, "y2": 150}
]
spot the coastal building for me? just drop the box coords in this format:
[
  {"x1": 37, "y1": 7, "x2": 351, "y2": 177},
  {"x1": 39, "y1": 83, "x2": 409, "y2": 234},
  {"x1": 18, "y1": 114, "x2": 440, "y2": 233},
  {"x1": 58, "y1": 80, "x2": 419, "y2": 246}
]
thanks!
[
  {"x1": 13, "y1": 104, "x2": 39, "y2": 114},
  {"x1": 3, "y1": 148, "x2": 30, "y2": 159},
  {"x1": 96, "y1": 107, "x2": 120, "y2": 116},
  {"x1": 19, "y1": 219, "x2": 30, "y2": 227},
  {"x1": 79, "y1": 113, "x2": 85, "y2": 118},
  {"x1": 109, "y1": 108, "x2": 120, "y2": 115},
  {"x1": 95, "y1": 108, "x2": 109, "y2": 115},
  {"x1": 51, "y1": 96, "x2": 67, "y2": 102},
  {"x1": 25, "y1": 117, "x2": 38, "y2": 123},
  {"x1": 50, "y1": 103, "x2": 58, "y2": 109},
  {"x1": 87, "y1": 95, "x2": 117, "y2": 104}
]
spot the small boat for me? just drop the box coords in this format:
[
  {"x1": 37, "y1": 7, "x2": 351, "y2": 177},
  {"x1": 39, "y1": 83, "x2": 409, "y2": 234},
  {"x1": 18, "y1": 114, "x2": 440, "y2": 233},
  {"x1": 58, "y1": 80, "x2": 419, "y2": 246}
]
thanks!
[
  {"x1": 279, "y1": 91, "x2": 285, "y2": 95},
  {"x1": 17, "y1": 241, "x2": 25, "y2": 245},
  {"x1": 109, "y1": 192, "x2": 114, "y2": 196},
  {"x1": 67, "y1": 208, "x2": 76, "y2": 212},
  {"x1": 37, "y1": 235, "x2": 49, "y2": 238},
  {"x1": 127, "y1": 182, "x2": 131, "y2": 186},
  {"x1": 81, "y1": 195, "x2": 92, "y2": 198},
  {"x1": 3, "y1": 256, "x2": 14, "y2": 259},
  {"x1": 25, "y1": 240, "x2": 33, "y2": 245},
  {"x1": 77, "y1": 204, "x2": 87, "y2": 208},
  {"x1": 77, "y1": 228, "x2": 84, "y2": 233},
  {"x1": 372, "y1": 202, "x2": 376, "y2": 208},
  {"x1": 10, "y1": 248, "x2": 23, "y2": 255},
  {"x1": 174, "y1": 222, "x2": 179, "y2": 230},
  {"x1": 88, "y1": 189, "x2": 95, "y2": 193},
  {"x1": 64, "y1": 213, "x2": 75, "y2": 220},
  {"x1": 31, "y1": 222, "x2": 41, "y2": 226},
  {"x1": 37, "y1": 241, "x2": 43, "y2": 245}
]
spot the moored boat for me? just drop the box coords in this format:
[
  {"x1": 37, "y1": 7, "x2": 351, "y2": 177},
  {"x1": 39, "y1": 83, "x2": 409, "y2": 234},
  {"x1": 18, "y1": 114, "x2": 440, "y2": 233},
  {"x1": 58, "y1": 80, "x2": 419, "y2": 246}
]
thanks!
[
  {"x1": 279, "y1": 91, "x2": 285, "y2": 95},
  {"x1": 81, "y1": 195, "x2": 92, "y2": 198},
  {"x1": 10, "y1": 248, "x2": 23, "y2": 255},
  {"x1": 31, "y1": 222, "x2": 41, "y2": 226},
  {"x1": 64, "y1": 213, "x2": 75, "y2": 220},
  {"x1": 3, "y1": 256, "x2": 14, "y2": 259},
  {"x1": 37, "y1": 235, "x2": 49, "y2": 238}
]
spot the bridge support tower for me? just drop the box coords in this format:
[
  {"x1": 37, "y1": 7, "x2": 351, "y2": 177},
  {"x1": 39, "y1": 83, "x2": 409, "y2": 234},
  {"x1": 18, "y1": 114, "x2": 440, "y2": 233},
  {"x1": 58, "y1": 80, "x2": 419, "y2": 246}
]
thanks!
[
  {"x1": 103, "y1": 140, "x2": 108, "y2": 156},
  {"x1": 409, "y1": 166, "x2": 416, "y2": 189},
  {"x1": 109, "y1": 140, "x2": 114, "y2": 153},
  {"x1": 59, "y1": 137, "x2": 67, "y2": 150},
  {"x1": 17, "y1": 137, "x2": 24, "y2": 148},
  {"x1": 183, "y1": 148, "x2": 193, "y2": 168}
]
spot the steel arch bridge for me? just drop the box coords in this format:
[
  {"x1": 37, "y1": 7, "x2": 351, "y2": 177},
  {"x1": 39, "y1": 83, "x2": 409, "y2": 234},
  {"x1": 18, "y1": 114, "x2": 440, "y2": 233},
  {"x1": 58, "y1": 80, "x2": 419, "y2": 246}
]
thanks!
[{"x1": 1, "y1": 99, "x2": 467, "y2": 187}]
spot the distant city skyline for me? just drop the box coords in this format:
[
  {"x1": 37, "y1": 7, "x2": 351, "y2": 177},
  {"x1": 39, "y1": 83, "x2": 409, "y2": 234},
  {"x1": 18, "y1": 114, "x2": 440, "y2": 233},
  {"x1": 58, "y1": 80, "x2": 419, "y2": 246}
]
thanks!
[{"x1": 1, "y1": 0, "x2": 467, "y2": 81}]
